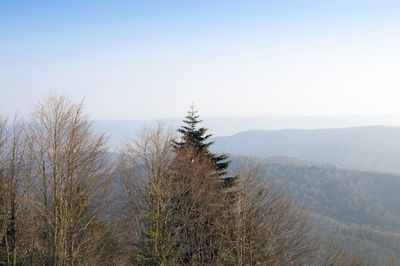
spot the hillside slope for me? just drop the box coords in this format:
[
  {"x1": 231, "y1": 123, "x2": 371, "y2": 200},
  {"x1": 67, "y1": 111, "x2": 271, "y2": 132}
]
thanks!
[{"x1": 229, "y1": 156, "x2": 400, "y2": 264}]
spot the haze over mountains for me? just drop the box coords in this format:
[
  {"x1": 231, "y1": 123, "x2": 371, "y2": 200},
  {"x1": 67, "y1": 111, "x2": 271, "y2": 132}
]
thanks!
[
  {"x1": 211, "y1": 126, "x2": 400, "y2": 174},
  {"x1": 94, "y1": 115, "x2": 400, "y2": 151},
  {"x1": 96, "y1": 116, "x2": 400, "y2": 174}
]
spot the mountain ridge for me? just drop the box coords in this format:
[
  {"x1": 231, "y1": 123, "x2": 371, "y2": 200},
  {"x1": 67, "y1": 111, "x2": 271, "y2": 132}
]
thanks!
[{"x1": 212, "y1": 126, "x2": 400, "y2": 174}]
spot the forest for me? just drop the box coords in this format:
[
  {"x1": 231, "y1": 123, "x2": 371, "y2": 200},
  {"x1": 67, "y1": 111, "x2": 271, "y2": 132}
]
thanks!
[{"x1": 0, "y1": 95, "x2": 388, "y2": 265}]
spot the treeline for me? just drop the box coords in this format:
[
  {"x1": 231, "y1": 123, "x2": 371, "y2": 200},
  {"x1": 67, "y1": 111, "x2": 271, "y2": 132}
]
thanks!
[
  {"x1": 317, "y1": 219, "x2": 400, "y2": 264},
  {"x1": 0, "y1": 95, "x2": 371, "y2": 265}
]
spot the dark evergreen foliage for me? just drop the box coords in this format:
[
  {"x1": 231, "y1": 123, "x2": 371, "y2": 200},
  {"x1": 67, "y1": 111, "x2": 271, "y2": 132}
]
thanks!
[{"x1": 174, "y1": 105, "x2": 230, "y2": 177}]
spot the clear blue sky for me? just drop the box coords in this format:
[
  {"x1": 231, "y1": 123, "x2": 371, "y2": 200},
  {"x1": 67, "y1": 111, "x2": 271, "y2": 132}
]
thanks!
[{"x1": 1, "y1": 1, "x2": 400, "y2": 119}]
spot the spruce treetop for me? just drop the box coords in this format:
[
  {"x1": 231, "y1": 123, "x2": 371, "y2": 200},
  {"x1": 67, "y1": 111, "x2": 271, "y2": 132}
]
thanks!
[{"x1": 174, "y1": 105, "x2": 230, "y2": 176}]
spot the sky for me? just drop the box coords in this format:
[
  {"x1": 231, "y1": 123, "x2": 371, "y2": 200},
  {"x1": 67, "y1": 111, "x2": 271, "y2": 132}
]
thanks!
[{"x1": 1, "y1": 0, "x2": 400, "y2": 120}]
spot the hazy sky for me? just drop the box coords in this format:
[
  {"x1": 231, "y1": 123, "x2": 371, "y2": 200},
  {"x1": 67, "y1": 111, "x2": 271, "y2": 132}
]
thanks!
[{"x1": 2, "y1": 1, "x2": 400, "y2": 120}]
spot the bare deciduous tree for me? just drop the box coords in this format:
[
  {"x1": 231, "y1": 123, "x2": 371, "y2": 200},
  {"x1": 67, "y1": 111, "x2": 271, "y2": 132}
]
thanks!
[
  {"x1": 117, "y1": 125, "x2": 177, "y2": 264},
  {"x1": 0, "y1": 116, "x2": 32, "y2": 265},
  {"x1": 226, "y1": 161, "x2": 318, "y2": 265},
  {"x1": 27, "y1": 95, "x2": 116, "y2": 265}
]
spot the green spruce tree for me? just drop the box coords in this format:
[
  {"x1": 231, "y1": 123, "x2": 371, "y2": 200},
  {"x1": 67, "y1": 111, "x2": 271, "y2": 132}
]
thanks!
[{"x1": 174, "y1": 105, "x2": 233, "y2": 182}]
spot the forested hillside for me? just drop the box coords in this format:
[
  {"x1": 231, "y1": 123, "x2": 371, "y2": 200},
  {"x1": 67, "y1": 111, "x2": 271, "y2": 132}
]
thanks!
[{"x1": 229, "y1": 156, "x2": 400, "y2": 264}]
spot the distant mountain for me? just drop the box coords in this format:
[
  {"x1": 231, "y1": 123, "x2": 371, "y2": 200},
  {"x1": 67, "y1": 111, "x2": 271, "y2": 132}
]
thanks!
[
  {"x1": 230, "y1": 156, "x2": 400, "y2": 264},
  {"x1": 93, "y1": 115, "x2": 400, "y2": 149},
  {"x1": 212, "y1": 126, "x2": 400, "y2": 173}
]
